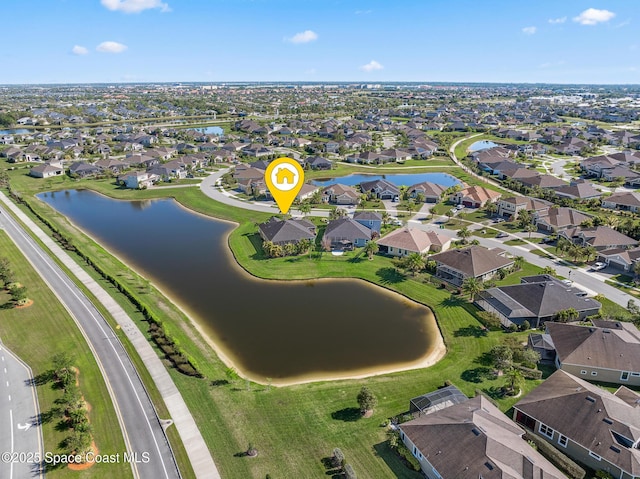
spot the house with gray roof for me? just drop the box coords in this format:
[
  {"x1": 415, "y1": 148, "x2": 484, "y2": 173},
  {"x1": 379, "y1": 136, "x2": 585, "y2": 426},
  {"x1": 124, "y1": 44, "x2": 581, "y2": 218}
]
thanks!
[
  {"x1": 400, "y1": 393, "x2": 565, "y2": 479},
  {"x1": 323, "y1": 218, "x2": 372, "y2": 250},
  {"x1": 602, "y1": 192, "x2": 640, "y2": 213},
  {"x1": 258, "y1": 217, "x2": 316, "y2": 246},
  {"x1": 560, "y1": 226, "x2": 638, "y2": 251},
  {"x1": 598, "y1": 246, "x2": 640, "y2": 272},
  {"x1": 545, "y1": 321, "x2": 640, "y2": 386},
  {"x1": 68, "y1": 161, "x2": 101, "y2": 178},
  {"x1": 408, "y1": 181, "x2": 447, "y2": 203},
  {"x1": 475, "y1": 275, "x2": 601, "y2": 329},
  {"x1": 514, "y1": 370, "x2": 640, "y2": 479},
  {"x1": 29, "y1": 163, "x2": 63, "y2": 179},
  {"x1": 359, "y1": 179, "x2": 400, "y2": 200},
  {"x1": 353, "y1": 211, "x2": 382, "y2": 233},
  {"x1": 554, "y1": 179, "x2": 602, "y2": 200},
  {"x1": 431, "y1": 245, "x2": 514, "y2": 286},
  {"x1": 322, "y1": 184, "x2": 360, "y2": 205}
]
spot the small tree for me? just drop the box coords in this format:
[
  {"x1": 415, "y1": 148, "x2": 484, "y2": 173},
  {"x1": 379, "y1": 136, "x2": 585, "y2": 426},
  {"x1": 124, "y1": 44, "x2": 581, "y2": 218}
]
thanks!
[
  {"x1": 462, "y1": 277, "x2": 482, "y2": 302},
  {"x1": 9, "y1": 284, "x2": 28, "y2": 305},
  {"x1": 456, "y1": 226, "x2": 471, "y2": 244},
  {"x1": 520, "y1": 320, "x2": 531, "y2": 331},
  {"x1": 402, "y1": 253, "x2": 425, "y2": 276},
  {"x1": 356, "y1": 386, "x2": 378, "y2": 415},
  {"x1": 490, "y1": 345, "x2": 513, "y2": 372},
  {"x1": 344, "y1": 464, "x2": 357, "y2": 479},
  {"x1": 556, "y1": 308, "x2": 579, "y2": 323},
  {"x1": 505, "y1": 369, "x2": 524, "y2": 396},
  {"x1": 363, "y1": 241, "x2": 379, "y2": 260},
  {"x1": 541, "y1": 266, "x2": 557, "y2": 276}
]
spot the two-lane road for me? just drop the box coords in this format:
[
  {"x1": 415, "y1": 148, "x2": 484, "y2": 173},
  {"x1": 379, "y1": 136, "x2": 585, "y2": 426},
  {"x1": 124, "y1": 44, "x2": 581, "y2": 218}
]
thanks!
[
  {"x1": 0, "y1": 205, "x2": 180, "y2": 479},
  {"x1": 0, "y1": 343, "x2": 43, "y2": 479}
]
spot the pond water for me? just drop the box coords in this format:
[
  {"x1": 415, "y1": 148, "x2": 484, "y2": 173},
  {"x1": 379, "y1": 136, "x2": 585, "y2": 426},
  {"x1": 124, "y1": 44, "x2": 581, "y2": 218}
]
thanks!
[
  {"x1": 312, "y1": 172, "x2": 461, "y2": 188},
  {"x1": 38, "y1": 190, "x2": 442, "y2": 383},
  {"x1": 468, "y1": 140, "x2": 498, "y2": 152},
  {"x1": 197, "y1": 126, "x2": 224, "y2": 135},
  {"x1": 0, "y1": 128, "x2": 33, "y2": 135}
]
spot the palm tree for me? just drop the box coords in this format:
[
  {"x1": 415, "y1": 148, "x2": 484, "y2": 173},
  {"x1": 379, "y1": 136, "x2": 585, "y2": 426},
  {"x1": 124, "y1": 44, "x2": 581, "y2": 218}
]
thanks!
[
  {"x1": 297, "y1": 238, "x2": 313, "y2": 258},
  {"x1": 541, "y1": 266, "x2": 557, "y2": 276},
  {"x1": 284, "y1": 243, "x2": 297, "y2": 256},
  {"x1": 363, "y1": 241, "x2": 379, "y2": 260},
  {"x1": 403, "y1": 253, "x2": 425, "y2": 276},
  {"x1": 524, "y1": 223, "x2": 536, "y2": 239},
  {"x1": 399, "y1": 185, "x2": 408, "y2": 201},
  {"x1": 415, "y1": 192, "x2": 425, "y2": 204},
  {"x1": 381, "y1": 211, "x2": 390, "y2": 227},
  {"x1": 513, "y1": 256, "x2": 525, "y2": 271},
  {"x1": 485, "y1": 201, "x2": 498, "y2": 217},
  {"x1": 462, "y1": 277, "x2": 482, "y2": 301},
  {"x1": 457, "y1": 226, "x2": 471, "y2": 244},
  {"x1": 298, "y1": 202, "x2": 312, "y2": 216},
  {"x1": 359, "y1": 194, "x2": 368, "y2": 209}
]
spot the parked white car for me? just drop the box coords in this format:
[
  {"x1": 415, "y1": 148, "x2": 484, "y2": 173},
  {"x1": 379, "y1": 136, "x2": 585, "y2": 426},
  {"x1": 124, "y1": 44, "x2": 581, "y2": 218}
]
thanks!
[{"x1": 591, "y1": 262, "x2": 606, "y2": 271}]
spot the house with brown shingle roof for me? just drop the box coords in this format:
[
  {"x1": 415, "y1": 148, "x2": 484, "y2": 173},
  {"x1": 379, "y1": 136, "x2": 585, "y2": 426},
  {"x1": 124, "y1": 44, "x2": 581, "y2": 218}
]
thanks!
[
  {"x1": 378, "y1": 227, "x2": 451, "y2": 256},
  {"x1": 603, "y1": 192, "x2": 640, "y2": 213},
  {"x1": 322, "y1": 184, "x2": 360, "y2": 205},
  {"x1": 535, "y1": 207, "x2": 591, "y2": 233},
  {"x1": 431, "y1": 245, "x2": 514, "y2": 286},
  {"x1": 554, "y1": 179, "x2": 602, "y2": 200},
  {"x1": 545, "y1": 321, "x2": 640, "y2": 386},
  {"x1": 514, "y1": 370, "x2": 640, "y2": 479},
  {"x1": 258, "y1": 217, "x2": 316, "y2": 246},
  {"x1": 408, "y1": 181, "x2": 447, "y2": 203},
  {"x1": 598, "y1": 246, "x2": 640, "y2": 272},
  {"x1": 451, "y1": 185, "x2": 501, "y2": 208},
  {"x1": 560, "y1": 226, "x2": 638, "y2": 251},
  {"x1": 400, "y1": 393, "x2": 565, "y2": 479},
  {"x1": 497, "y1": 196, "x2": 553, "y2": 220}
]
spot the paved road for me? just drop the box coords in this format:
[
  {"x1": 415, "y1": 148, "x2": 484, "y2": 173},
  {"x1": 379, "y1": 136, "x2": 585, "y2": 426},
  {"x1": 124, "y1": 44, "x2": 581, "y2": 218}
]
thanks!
[
  {"x1": 0, "y1": 204, "x2": 181, "y2": 479},
  {"x1": 0, "y1": 343, "x2": 43, "y2": 479}
]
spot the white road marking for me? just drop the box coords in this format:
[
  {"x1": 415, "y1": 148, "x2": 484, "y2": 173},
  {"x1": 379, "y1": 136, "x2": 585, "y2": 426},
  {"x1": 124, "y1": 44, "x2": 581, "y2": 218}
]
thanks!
[
  {"x1": 5, "y1": 381, "x2": 8, "y2": 387},
  {"x1": 3, "y1": 368, "x2": 6, "y2": 373},
  {"x1": 1, "y1": 356, "x2": 5, "y2": 361},
  {"x1": 10, "y1": 409, "x2": 14, "y2": 479},
  {"x1": 8, "y1": 395, "x2": 11, "y2": 401}
]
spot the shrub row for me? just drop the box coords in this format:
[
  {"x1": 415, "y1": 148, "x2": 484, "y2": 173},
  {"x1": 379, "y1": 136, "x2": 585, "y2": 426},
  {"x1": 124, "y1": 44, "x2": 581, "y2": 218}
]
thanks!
[
  {"x1": 524, "y1": 432, "x2": 585, "y2": 479},
  {"x1": 514, "y1": 364, "x2": 543, "y2": 380},
  {"x1": 9, "y1": 189, "x2": 202, "y2": 378}
]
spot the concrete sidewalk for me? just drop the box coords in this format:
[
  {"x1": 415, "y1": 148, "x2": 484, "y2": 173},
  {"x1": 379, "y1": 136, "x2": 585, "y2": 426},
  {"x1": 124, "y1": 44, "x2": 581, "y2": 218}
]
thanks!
[{"x1": 0, "y1": 192, "x2": 220, "y2": 479}]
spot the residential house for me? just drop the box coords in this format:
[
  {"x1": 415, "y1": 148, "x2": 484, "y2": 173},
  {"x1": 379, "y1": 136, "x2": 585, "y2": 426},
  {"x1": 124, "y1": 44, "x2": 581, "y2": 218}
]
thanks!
[
  {"x1": 475, "y1": 275, "x2": 601, "y2": 329},
  {"x1": 452, "y1": 185, "x2": 501, "y2": 208},
  {"x1": 597, "y1": 247, "x2": 640, "y2": 272},
  {"x1": 119, "y1": 171, "x2": 159, "y2": 189},
  {"x1": 400, "y1": 393, "x2": 564, "y2": 479},
  {"x1": 602, "y1": 192, "x2": 640, "y2": 213},
  {"x1": 535, "y1": 207, "x2": 591, "y2": 232},
  {"x1": 95, "y1": 158, "x2": 127, "y2": 173},
  {"x1": 553, "y1": 180, "x2": 602, "y2": 201},
  {"x1": 431, "y1": 246, "x2": 514, "y2": 286},
  {"x1": 243, "y1": 143, "x2": 272, "y2": 157},
  {"x1": 303, "y1": 156, "x2": 332, "y2": 170},
  {"x1": 322, "y1": 184, "x2": 360, "y2": 205},
  {"x1": 322, "y1": 218, "x2": 372, "y2": 250},
  {"x1": 353, "y1": 211, "x2": 383, "y2": 233},
  {"x1": 29, "y1": 164, "x2": 63, "y2": 178},
  {"x1": 582, "y1": 155, "x2": 622, "y2": 178},
  {"x1": 560, "y1": 226, "x2": 638, "y2": 251},
  {"x1": 68, "y1": 161, "x2": 101, "y2": 178},
  {"x1": 546, "y1": 321, "x2": 640, "y2": 386},
  {"x1": 408, "y1": 182, "x2": 447, "y2": 203},
  {"x1": 513, "y1": 370, "x2": 640, "y2": 479},
  {"x1": 258, "y1": 217, "x2": 316, "y2": 246},
  {"x1": 295, "y1": 183, "x2": 318, "y2": 202},
  {"x1": 518, "y1": 174, "x2": 568, "y2": 190},
  {"x1": 527, "y1": 332, "x2": 557, "y2": 362},
  {"x1": 497, "y1": 196, "x2": 552, "y2": 219},
  {"x1": 359, "y1": 179, "x2": 400, "y2": 200},
  {"x1": 377, "y1": 227, "x2": 451, "y2": 257}
]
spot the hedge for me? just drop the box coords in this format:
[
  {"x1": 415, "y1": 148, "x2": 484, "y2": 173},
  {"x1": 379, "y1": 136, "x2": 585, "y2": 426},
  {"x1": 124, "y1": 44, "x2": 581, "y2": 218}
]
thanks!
[{"x1": 524, "y1": 432, "x2": 585, "y2": 479}]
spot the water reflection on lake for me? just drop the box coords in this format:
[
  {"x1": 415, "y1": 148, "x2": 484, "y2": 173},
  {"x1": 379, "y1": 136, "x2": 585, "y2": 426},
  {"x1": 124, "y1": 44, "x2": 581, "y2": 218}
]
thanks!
[{"x1": 38, "y1": 190, "x2": 442, "y2": 383}]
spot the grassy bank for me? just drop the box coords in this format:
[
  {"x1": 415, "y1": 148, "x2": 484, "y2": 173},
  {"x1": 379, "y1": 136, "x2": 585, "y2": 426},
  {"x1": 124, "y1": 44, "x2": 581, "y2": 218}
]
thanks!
[
  {"x1": 0, "y1": 231, "x2": 130, "y2": 479},
  {"x1": 5, "y1": 165, "x2": 546, "y2": 478}
]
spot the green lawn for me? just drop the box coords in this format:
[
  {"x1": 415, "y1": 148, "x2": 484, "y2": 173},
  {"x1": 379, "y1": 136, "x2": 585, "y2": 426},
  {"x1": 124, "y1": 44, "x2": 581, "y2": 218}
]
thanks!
[
  {"x1": 3, "y1": 165, "x2": 549, "y2": 479},
  {"x1": 504, "y1": 238, "x2": 526, "y2": 246},
  {"x1": 0, "y1": 232, "x2": 130, "y2": 479}
]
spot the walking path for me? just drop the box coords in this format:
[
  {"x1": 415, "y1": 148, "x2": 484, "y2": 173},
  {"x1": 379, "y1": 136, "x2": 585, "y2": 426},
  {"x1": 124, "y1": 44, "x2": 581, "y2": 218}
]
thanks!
[{"x1": 0, "y1": 192, "x2": 220, "y2": 479}]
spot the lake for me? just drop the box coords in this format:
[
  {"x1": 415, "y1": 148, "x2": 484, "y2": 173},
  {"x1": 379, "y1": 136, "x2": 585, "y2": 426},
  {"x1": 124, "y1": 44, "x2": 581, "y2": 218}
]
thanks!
[
  {"x1": 38, "y1": 190, "x2": 442, "y2": 384},
  {"x1": 0, "y1": 128, "x2": 33, "y2": 135},
  {"x1": 469, "y1": 140, "x2": 498, "y2": 152},
  {"x1": 197, "y1": 126, "x2": 224, "y2": 135},
  {"x1": 312, "y1": 172, "x2": 461, "y2": 188}
]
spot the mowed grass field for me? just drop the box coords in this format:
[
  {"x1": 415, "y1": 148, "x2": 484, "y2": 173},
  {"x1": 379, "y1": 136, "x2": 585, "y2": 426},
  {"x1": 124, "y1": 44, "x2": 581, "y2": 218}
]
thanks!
[
  {"x1": 0, "y1": 231, "x2": 130, "y2": 479},
  {"x1": 4, "y1": 165, "x2": 546, "y2": 478}
]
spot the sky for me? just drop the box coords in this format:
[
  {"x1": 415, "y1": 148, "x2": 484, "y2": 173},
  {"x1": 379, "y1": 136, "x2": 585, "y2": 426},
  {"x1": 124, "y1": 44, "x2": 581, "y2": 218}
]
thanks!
[{"x1": 1, "y1": 0, "x2": 638, "y2": 84}]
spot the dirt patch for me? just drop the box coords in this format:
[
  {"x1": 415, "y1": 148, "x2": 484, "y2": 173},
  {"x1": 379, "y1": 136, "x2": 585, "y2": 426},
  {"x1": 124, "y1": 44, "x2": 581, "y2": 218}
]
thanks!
[
  {"x1": 67, "y1": 442, "x2": 99, "y2": 471},
  {"x1": 15, "y1": 299, "x2": 34, "y2": 309}
]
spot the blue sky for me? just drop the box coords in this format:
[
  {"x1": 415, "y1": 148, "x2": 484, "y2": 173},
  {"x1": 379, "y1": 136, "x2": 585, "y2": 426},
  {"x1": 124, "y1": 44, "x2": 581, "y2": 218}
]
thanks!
[{"x1": 1, "y1": 0, "x2": 638, "y2": 84}]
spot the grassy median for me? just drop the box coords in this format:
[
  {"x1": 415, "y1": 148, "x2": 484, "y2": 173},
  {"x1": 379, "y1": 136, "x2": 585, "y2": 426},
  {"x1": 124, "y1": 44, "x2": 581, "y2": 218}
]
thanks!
[{"x1": 0, "y1": 231, "x2": 130, "y2": 479}]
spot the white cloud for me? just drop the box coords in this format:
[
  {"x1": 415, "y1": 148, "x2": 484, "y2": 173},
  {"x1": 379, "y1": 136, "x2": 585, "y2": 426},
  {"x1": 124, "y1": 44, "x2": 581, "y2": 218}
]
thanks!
[
  {"x1": 360, "y1": 60, "x2": 383, "y2": 72},
  {"x1": 101, "y1": 0, "x2": 170, "y2": 13},
  {"x1": 548, "y1": 17, "x2": 567, "y2": 24},
  {"x1": 286, "y1": 30, "x2": 318, "y2": 44},
  {"x1": 573, "y1": 8, "x2": 615, "y2": 25},
  {"x1": 522, "y1": 26, "x2": 537, "y2": 35},
  {"x1": 615, "y1": 19, "x2": 631, "y2": 29},
  {"x1": 72, "y1": 45, "x2": 89, "y2": 55},
  {"x1": 96, "y1": 41, "x2": 128, "y2": 53}
]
